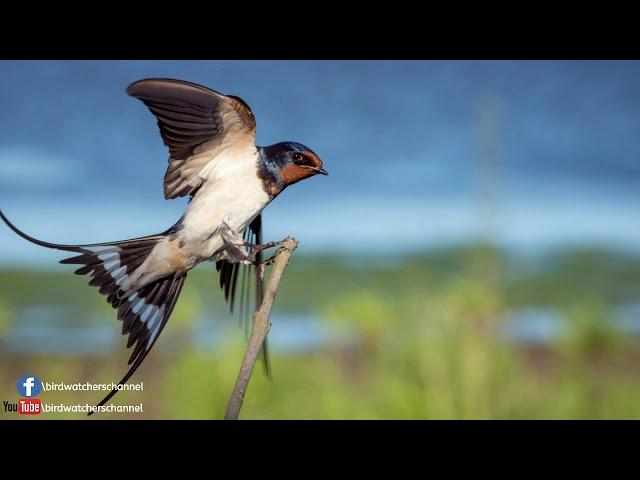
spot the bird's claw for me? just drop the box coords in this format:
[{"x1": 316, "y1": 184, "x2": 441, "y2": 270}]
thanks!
[
  {"x1": 240, "y1": 238, "x2": 284, "y2": 269},
  {"x1": 241, "y1": 252, "x2": 278, "y2": 268},
  {"x1": 244, "y1": 240, "x2": 285, "y2": 256},
  {"x1": 258, "y1": 254, "x2": 277, "y2": 267}
]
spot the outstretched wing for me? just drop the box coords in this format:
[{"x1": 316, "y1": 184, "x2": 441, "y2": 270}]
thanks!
[
  {"x1": 127, "y1": 78, "x2": 257, "y2": 199},
  {"x1": 216, "y1": 214, "x2": 271, "y2": 376}
]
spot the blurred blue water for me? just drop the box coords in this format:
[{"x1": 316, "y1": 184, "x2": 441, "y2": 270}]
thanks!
[
  {"x1": 7, "y1": 303, "x2": 640, "y2": 354},
  {"x1": 501, "y1": 307, "x2": 563, "y2": 345},
  {"x1": 1, "y1": 60, "x2": 639, "y2": 264},
  {"x1": 4, "y1": 308, "x2": 342, "y2": 355}
]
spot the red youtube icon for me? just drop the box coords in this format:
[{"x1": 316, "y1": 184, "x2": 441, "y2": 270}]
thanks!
[{"x1": 18, "y1": 398, "x2": 41, "y2": 415}]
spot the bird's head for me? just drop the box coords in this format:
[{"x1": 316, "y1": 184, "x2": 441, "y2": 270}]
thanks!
[{"x1": 262, "y1": 142, "x2": 328, "y2": 189}]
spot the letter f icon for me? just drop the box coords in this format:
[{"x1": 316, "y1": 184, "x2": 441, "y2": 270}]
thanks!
[{"x1": 23, "y1": 377, "x2": 35, "y2": 397}]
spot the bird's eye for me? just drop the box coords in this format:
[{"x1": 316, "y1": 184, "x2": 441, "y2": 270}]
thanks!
[{"x1": 292, "y1": 152, "x2": 304, "y2": 163}]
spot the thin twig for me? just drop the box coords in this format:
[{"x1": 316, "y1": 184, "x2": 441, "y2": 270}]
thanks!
[{"x1": 224, "y1": 236, "x2": 298, "y2": 420}]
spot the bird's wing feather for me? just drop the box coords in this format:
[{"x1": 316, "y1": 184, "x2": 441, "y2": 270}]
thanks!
[
  {"x1": 127, "y1": 78, "x2": 256, "y2": 199},
  {"x1": 216, "y1": 214, "x2": 271, "y2": 377},
  {"x1": 216, "y1": 215, "x2": 263, "y2": 316}
]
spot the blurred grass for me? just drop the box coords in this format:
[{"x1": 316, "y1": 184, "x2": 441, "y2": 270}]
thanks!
[{"x1": 1, "y1": 244, "x2": 640, "y2": 419}]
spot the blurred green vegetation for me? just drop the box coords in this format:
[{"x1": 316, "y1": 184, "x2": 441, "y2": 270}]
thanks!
[{"x1": 1, "y1": 244, "x2": 640, "y2": 419}]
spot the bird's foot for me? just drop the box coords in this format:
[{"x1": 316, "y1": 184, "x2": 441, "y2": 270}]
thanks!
[
  {"x1": 240, "y1": 240, "x2": 285, "y2": 269},
  {"x1": 257, "y1": 253, "x2": 278, "y2": 267},
  {"x1": 243, "y1": 240, "x2": 285, "y2": 255}
]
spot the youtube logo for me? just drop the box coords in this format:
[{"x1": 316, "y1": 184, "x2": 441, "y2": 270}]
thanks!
[{"x1": 18, "y1": 398, "x2": 42, "y2": 415}]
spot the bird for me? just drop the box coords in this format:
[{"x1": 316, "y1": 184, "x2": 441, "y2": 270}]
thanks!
[{"x1": 0, "y1": 78, "x2": 328, "y2": 413}]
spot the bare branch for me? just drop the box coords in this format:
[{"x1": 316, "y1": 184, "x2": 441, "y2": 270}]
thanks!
[{"x1": 224, "y1": 236, "x2": 298, "y2": 420}]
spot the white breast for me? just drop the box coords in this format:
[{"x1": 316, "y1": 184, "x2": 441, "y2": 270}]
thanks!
[{"x1": 178, "y1": 148, "x2": 270, "y2": 260}]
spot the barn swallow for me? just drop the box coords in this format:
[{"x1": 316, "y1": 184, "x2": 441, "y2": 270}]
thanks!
[{"x1": 0, "y1": 78, "x2": 327, "y2": 413}]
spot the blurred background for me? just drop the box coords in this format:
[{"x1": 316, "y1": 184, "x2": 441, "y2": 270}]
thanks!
[{"x1": 1, "y1": 60, "x2": 639, "y2": 419}]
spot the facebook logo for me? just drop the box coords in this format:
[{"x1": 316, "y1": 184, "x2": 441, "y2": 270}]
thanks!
[{"x1": 17, "y1": 375, "x2": 42, "y2": 397}]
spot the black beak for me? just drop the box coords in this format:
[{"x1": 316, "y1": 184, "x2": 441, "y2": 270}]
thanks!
[{"x1": 313, "y1": 167, "x2": 329, "y2": 176}]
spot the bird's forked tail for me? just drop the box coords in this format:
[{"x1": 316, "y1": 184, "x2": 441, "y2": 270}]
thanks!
[{"x1": 0, "y1": 209, "x2": 186, "y2": 414}]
